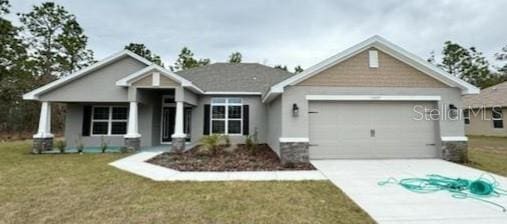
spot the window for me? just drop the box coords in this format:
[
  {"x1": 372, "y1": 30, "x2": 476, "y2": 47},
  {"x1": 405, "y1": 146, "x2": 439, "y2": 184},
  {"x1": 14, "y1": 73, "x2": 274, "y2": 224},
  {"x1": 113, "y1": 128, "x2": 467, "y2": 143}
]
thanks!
[
  {"x1": 492, "y1": 107, "x2": 503, "y2": 129},
  {"x1": 210, "y1": 98, "x2": 242, "y2": 134},
  {"x1": 91, "y1": 106, "x2": 128, "y2": 135},
  {"x1": 463, "y1": 110, "x2": 470, "y2": 125}
]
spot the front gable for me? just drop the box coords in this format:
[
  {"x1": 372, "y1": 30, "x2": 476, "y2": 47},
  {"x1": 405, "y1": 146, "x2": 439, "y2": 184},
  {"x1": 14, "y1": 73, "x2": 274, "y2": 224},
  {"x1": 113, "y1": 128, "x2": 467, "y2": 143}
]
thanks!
[
  {"x1": 131, "y1": 72, "x2": 179, "y2": 87},
  {"x1": 297, "y1": 47, "x2": 447, "y2": 88}
]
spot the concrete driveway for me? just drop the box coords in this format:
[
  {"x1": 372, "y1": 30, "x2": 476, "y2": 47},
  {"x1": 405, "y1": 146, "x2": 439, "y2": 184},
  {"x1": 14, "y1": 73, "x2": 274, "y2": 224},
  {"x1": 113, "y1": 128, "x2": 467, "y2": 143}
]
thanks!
[{"x1": 311, "y1": 159, "x2": 507, "y2": 224}]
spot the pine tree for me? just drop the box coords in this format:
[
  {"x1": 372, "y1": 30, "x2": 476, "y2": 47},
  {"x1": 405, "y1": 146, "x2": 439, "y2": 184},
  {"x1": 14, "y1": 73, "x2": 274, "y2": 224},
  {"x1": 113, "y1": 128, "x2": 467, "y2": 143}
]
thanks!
[
  {"x1": 228, "y1": 52, "x2": 242, "y2": 63},
  {"x1": 125, "y1": 43, "x2": 163, "y2": 66},
  {"x1": 170, "y1": 47, "x2": 209, "y2": 71}
]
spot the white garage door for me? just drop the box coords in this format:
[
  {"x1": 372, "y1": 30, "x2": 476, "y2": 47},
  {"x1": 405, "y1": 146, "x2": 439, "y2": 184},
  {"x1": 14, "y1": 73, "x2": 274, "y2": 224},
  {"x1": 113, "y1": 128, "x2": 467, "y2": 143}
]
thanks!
[{"x1": 309, "y1": 101, "x2": 438, "y2": 159}]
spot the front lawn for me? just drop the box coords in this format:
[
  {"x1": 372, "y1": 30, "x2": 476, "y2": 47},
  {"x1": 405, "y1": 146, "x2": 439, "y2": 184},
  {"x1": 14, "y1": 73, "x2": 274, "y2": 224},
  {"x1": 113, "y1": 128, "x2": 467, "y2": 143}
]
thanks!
[
  {"x1": 467, "y1": 136, "x2": 507, "y2": 176},
  {"x1": 0, "y1": 140, "x2": 372, "y2": 224}
]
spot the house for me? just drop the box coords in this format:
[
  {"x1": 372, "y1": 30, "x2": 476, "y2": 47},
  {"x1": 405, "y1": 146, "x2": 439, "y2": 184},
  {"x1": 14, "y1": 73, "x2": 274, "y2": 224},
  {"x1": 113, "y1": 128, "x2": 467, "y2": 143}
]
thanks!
[
  {"x1": 23, "y1": 35, "x2": 479, "y2": 163},
  {"x1": 464, "y1": 81, "x2": 507, "y2": 137}
]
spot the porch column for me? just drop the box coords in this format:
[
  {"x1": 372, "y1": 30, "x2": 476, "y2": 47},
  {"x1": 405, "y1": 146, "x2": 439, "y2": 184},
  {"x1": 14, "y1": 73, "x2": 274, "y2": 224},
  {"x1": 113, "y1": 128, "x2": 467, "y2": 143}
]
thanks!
[
  {"x1": 33, "y1": 101, "x2": 54, "y2": 153},
  {"x1": 124, "y1": 101, "x2": 141, "y2": 151},
  {"x1": 171, "y1": 101, "x2": 186, "y2": 152}
]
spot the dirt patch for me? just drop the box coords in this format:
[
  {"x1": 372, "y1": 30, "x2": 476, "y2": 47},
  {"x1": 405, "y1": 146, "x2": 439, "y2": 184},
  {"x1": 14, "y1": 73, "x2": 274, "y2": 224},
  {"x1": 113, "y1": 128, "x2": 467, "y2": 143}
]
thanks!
[{"x1": 147, "y1": 144, "x2": 315, "y2": 171}]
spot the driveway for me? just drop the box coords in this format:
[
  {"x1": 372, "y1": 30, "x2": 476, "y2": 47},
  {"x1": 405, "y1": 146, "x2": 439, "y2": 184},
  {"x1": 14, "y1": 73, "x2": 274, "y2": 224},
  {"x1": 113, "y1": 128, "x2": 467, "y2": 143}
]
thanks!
[{"x1": 311, "y1": 159, "x2": 507, "y2": 224}]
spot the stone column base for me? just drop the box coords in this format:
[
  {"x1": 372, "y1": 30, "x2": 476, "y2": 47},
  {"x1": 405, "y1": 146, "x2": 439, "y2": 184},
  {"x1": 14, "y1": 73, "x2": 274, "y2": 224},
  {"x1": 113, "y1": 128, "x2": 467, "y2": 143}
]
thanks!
[
  {"x1": 279, "y1": 142, "x2": 309, "y2": 165},
  {"x1": 33, "y1": 137, "x2": 53, "y2": 154},
  {"x1": 124, "y1": 138, "x2": 141, "y2": 151},
  {"x1": 441, "y1": 140, "x2": 468, "y2": 163},
  {"x1": 171, "y1": 137, "x2": 186, "y2": 152}
]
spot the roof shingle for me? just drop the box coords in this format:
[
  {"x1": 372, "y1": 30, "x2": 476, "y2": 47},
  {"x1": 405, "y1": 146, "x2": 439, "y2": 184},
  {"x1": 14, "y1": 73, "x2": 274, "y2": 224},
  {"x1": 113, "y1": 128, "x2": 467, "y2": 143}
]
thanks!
[{"x1": 175, "y1": 63, "x2": 294, "y2": 93}]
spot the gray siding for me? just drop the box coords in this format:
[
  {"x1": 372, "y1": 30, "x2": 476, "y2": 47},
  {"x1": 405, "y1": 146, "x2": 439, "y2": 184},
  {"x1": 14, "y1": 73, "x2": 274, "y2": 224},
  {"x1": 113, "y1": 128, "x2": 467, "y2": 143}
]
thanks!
[
  {"x1": 466, "y1": 107, "x2": 507, "y2": 137},
  {"x1": 267, "y1": 96, "x2": 282, "y2": 155},
  {"x1": 281, "y1": 86, "x2": 465, "y2": 140},
  {"x1": 190, "y1": 95, "x2": 268, "y2": 145},
  {"x1": 40, "y1": 57, "x2": 147, "y2": 102}
]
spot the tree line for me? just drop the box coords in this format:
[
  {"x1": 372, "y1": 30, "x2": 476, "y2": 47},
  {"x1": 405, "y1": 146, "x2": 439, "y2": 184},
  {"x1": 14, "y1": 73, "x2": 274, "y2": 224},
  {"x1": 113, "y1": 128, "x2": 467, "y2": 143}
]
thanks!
[{"x1": 1, "y1": 0, "x2": 506, "y2": 139}]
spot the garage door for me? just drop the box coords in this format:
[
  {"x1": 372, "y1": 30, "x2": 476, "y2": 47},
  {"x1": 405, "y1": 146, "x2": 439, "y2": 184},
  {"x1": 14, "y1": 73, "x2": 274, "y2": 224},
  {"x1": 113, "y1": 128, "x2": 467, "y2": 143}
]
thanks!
[{"x1": 309, "y1": 101, "x2": 438, "y2": 159}]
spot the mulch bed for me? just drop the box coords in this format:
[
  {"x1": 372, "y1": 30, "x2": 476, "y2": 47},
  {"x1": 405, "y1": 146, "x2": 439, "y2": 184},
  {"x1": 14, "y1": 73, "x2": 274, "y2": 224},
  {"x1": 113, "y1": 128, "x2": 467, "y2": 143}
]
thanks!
[{"x1": 147, "y1": 144, "x2": 315, "y2": 171}]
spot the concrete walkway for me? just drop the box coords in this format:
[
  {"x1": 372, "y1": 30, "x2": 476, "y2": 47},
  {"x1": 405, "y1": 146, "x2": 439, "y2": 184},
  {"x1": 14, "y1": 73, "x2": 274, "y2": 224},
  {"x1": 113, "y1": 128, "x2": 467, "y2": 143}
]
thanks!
[
  {"x1": 109, "y1": 149, "x2": 327, "y2": 181},
  {"x1": 311, "y1": 159, "x2": 507, "y2": 224}
]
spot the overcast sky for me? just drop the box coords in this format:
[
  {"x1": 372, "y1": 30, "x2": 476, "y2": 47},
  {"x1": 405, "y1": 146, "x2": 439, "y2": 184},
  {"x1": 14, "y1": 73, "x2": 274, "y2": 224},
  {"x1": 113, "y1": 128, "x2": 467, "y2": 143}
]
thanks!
[{"x1": 8, "y1": 0, "x2": 507, "y2": 70}]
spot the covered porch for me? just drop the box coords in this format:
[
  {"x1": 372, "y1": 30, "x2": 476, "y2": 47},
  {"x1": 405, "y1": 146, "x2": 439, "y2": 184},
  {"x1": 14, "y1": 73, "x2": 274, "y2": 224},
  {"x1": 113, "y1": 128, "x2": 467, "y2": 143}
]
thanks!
[{"x1": 32, "y1": 67, "x2": 202, "y2": 153}]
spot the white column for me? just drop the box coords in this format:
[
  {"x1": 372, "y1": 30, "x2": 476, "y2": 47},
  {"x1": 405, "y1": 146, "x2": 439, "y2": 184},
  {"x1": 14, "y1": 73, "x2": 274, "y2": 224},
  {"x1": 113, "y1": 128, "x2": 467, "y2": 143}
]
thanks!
[
  {"x1": 34, "y1": 101, "x2": 53, "y2": 138},
  {"x1": 124, "y1": 101, "x2": 141, "y2": 138},
  {"x1": 172, "y1": 101, "x2": 186, "y2": 138}
]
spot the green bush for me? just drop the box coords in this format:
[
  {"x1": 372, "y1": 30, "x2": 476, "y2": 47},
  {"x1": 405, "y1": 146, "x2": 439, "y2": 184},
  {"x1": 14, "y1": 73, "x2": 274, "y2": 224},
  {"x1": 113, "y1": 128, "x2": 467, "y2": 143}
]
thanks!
[
  {"x1": 55, "y1": 140, "x2": 66, "y2": 153},
  {"x1": 199, "y1": 134, "x2": 225, "y2": 155}
]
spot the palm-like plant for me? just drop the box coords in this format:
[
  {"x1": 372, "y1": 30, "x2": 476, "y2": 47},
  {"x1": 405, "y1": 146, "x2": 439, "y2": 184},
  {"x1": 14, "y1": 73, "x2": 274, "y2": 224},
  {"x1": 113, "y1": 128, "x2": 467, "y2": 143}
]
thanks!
[{"x1": 199, "y1": 134, "x2": 225, "y2": 155}]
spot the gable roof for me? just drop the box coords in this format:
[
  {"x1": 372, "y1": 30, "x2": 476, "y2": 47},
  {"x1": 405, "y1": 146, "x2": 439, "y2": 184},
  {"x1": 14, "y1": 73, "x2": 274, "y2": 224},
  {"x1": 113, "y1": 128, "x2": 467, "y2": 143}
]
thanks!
[
  {"x1": 262, "y1": 35, "x2": 480, "y2": 102},
  {"x1": 23, "y1": 50, "x2": 152, "y2": 100},
  {"x1": 464, "y1": 81, "x2": 507, "y2": 108},
  {"x1": 116, "y1": 64, "x2": 204, "y2": 93},
  {"x1": 176, "y1": 63, "x2": 294, "y2": 94}
]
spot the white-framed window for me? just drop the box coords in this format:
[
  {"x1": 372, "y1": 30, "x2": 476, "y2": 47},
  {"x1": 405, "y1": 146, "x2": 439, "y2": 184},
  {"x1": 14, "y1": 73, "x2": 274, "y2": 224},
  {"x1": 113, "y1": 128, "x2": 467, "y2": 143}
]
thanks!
[
  {"x1": 91, "y1": 106, "x2": 128, "y2": 135},
  {"x1": 211, "y1": 98, "x2": 242, "y2": 135}
]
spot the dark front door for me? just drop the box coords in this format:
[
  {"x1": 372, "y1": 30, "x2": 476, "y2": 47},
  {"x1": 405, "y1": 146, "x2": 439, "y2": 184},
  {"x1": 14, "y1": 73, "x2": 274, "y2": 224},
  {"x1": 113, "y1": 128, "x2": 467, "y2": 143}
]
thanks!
[{"x1": 161, "y1": 107, "x2": 175, "y2": 143}]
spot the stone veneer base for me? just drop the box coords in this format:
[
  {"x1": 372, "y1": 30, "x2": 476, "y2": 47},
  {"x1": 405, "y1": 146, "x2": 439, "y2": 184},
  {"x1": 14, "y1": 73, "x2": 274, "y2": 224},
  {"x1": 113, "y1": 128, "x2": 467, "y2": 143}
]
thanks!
[
  {"x1": 124, "y1": 138, "x2": 141, "y2": 151},
  {"x1": 441, "y1": 140, "x2": 468, "y2": 163},
  {"x1": 171, "y1": 137, "x2": 186, "y2": 152},
  {"x1": 279, "y1": 142, "x2": 310, "y2": 165},
  {"x1": 33, "y1": 137, "x2": 53, "y2": 154}
]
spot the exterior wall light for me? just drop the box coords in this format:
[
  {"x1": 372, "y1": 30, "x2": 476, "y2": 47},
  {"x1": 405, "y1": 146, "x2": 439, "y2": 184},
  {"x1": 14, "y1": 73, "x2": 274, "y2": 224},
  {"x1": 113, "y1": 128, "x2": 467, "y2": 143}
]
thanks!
[
  {"x1": 292, "y1": 103, "x2": 299, "y2": 117},
  {"x1": 449, "y1": 104, "x2": 458, "y2": 119}
]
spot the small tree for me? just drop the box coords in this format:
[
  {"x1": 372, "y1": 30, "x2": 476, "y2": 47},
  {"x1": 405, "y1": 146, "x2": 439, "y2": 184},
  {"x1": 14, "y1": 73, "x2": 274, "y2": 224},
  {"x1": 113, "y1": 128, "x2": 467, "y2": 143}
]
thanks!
[{"x1": 170, "y1": 47, "x2": 209, "y2": 71}]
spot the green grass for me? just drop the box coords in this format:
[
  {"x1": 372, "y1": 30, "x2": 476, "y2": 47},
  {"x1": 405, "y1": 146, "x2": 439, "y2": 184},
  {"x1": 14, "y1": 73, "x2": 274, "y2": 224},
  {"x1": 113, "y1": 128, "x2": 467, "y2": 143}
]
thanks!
[
  {"x1": 467, "y1": 136, "x2": 507, "y2": 176},
  {"x1": 0, "y1": 140, "x2": 373, "y2": 224}
]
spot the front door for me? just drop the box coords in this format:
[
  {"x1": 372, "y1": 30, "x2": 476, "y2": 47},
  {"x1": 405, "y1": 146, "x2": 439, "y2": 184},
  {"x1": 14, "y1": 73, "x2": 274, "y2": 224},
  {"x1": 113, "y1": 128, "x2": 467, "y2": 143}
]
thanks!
[{"x1": 161, "y1": 106, "x2": 175, "y2": 143}]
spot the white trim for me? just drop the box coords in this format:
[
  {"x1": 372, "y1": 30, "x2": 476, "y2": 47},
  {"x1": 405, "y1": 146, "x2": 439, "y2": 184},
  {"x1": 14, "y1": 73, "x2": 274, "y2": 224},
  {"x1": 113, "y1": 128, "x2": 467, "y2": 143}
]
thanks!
[
  {"x1": 368, "y1": 50, "x2": 379, "y2": 68},
  {"x1": 90, "y1": 105, "x2": 129, "y2": 137},
  {"x1": 152, "y1": 72, "x2": 160, "y2": 86},
  {"x1": 262, "y1": 35, "x2": 480, "y2": 103},
  {"x1": 441, "y1": 136, "x2": 468, "y2": 141},
  {"x1": 205, "y1": 91, "x2": 262, "y2": 95},
  {"x1": 116, "y1": 64, "x2": 205, "y2": 94},
  {"x1": 210, "y1": 97, "x2": 243, "y2": 135},
  {"x1": 33, "y1": 102, "x2": 54, "y2": 138},
  {"x1": 305, "y1": 95, "x2": 442, "y2": 101},
  {"x1": 23, "y1": 50, "x2": 152, "y2": 100},
  {"x1": 279, "y1": 137, "x2": 309, "y2": 143}
]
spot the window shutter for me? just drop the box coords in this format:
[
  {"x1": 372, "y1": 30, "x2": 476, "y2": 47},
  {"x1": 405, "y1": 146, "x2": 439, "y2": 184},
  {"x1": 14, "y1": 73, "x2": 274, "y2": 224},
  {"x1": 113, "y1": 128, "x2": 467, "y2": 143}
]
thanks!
[
  {"x1": 203, "y1": 104, "x2": 210, "y2": 135},
  {"x1": 243, "y1": 105, "x2": 249, "y2": 135},
  {"x1": 82, "y1": 105, "x2": 92, "y2": 136}
]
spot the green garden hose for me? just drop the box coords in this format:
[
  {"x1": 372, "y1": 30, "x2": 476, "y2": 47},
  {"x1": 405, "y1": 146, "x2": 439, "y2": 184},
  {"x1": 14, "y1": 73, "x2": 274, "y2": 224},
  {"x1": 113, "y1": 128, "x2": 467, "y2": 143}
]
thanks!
[{"x1": 378, "y1": 174, "x2": 507, "y2": 212}]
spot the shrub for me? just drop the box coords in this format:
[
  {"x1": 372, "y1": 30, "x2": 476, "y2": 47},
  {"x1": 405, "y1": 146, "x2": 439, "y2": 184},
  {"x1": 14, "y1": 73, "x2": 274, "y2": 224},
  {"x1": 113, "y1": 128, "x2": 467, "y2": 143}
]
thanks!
[
  {"x1": 76, "y1": 136, "x2": 84, "y2": 153},
  {"x1": 224, "y1": 135, "x2": 231, "y2": 147},
  {"x1": 199, "y1": 134, "x2": 225, "y2": 155},
  {"x1": 120, "y1": 146, "x2": 135, "y2": 153},
  {"x1": 245, "y1": 135, "x2": 257, "y2": 155},
  {"x1": 55, "y1": 140, "x2": 66, "y2": 153},
  {"x1": 100, "y1": 136, "x2": 108, "y2": 153}
]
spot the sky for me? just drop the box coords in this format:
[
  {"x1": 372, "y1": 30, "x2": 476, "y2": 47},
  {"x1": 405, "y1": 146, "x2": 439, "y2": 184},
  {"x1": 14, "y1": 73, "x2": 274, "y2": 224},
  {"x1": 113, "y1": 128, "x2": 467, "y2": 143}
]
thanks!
[{"x1": 7, "y1": 0, "x2": 507, "y2": 70}]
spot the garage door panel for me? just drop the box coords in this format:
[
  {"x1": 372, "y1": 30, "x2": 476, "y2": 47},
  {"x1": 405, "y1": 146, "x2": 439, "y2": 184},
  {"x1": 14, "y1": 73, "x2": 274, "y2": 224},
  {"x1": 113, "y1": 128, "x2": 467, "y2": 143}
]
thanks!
[{"x1": 309, "y1": 101, "x2": 438, "y2": 159}]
